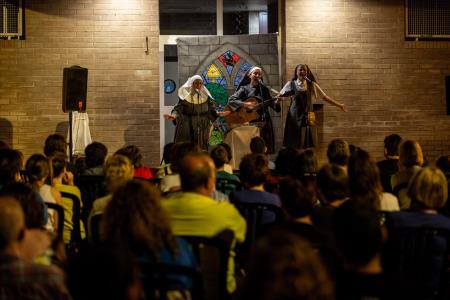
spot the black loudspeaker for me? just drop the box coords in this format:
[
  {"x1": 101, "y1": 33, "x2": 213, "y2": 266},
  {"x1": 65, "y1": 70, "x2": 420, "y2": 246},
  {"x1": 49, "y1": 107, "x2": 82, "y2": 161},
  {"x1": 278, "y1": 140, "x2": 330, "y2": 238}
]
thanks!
[
  {"x1": 62, "y1": 66, "x2": 88, "y2": 112},
  {"x1": 446, "y1": 76, "x2": 450, "y2": 115}
]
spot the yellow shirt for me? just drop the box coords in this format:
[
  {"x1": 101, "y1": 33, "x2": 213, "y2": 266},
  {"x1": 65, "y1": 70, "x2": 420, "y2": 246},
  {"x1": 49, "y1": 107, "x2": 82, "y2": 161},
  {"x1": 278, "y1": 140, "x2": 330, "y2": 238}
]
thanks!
[
  {"x1": 161, "y1": 192, "x2": 246, "y2": 293},
  {"x1": 54, "y1": 183, "x2": 86, "y2": 243}
]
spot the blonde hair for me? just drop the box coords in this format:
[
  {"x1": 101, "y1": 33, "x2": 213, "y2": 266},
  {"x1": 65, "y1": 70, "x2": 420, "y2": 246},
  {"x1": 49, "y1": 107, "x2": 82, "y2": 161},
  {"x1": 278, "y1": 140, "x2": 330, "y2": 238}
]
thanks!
[
  {"x1": 408, "y1": 167, "x2": 448, "y2": 209},
  {"x1": 105, "y1": 154, "x2": 134, "y2": 193}
]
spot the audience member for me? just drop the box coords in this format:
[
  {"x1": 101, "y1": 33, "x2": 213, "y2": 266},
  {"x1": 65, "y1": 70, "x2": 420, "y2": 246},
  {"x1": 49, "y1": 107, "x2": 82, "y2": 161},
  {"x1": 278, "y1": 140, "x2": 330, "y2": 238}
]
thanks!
[
  {"x1": 377, "y1": 134, "x2": 402, "y2": 193},
  {"x1": 157, "y1": 142, "x2": 176, "y2": 178},
  {"x1": 51, "y1": 154, "x2": 86, "y2": 244},
  {"x1": 274, "y1": 147, "x2": 299, "y2": 177},
  {"x1": 0, "y1": 197, "x2": 71, "y2": 299},
  {"x1": 218, "y1": 142, "x2": 234, "y2": 174},
  {"x1": 230, "y1": 154, "x2": 281, "y2": 214},
  {"x1": 102, "y1": 180, "x2": 196, "y2": 290},
  {"x1": 312, "y1": 163, "x2": 350, "y2": 233},
  {"x1": 26, "y1": 154, "x2": 63, "y2": 231},
  {"x1": 333, "y1": 200, "x2": 388, "y2": 300},
  {"x1": 68, "y1": 243, "x2": 141, "y2": 300},
  {"x1": 210, "y1": 145, "x2": 240, "y2": 195},
  {"x1": 250, "y1": 136, "x2": 275, "y2": 169},
  {"x1": 161, "y1": 152, "x2": 246, "y2": 293},
  {"x1": 82, "y1": 142, "x2": 107, "y2": 176},
  {"x1": 391, "y1": 139, "x2": 424, "y2": 208},
  {"x1": 436, "y1": 154, "x2": 450, "y2": 180},
  {"x1": 44, "y1": 134, "x2": 67, "y2": 157},
  {"x1": 348, "y1": 149, "x2": 399, "y2": 211},
  {"x1": 0, "y1": 148, "x2": 23, "y2": 188},
  {"x1": 0, "y1": 140, "x2": 10, "y2": 150},
  {"x1": 116, "y1": 145, "x2": 155, "y2": 180},
  {"x1": 327, "y1": 139, "x2": 350, "y2": 171},
  {"x1": 240, "y1": 229, "x2": 334, "y2": 300},
  {"x1": 88, "y1": 154, "x2": 134, "y2": 238},
  {"x1": 294, "y1": 149, "x2": 320, "y2": 205}
]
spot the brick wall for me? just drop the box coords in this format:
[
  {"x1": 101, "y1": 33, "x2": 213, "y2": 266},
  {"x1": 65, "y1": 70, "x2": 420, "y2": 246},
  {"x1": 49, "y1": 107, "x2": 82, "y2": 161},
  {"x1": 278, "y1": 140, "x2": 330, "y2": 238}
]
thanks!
[
  {"x1": 0, "y1": 0, "x2": 160, "y2": 165},
  {"x1": 285, "y1": 0, "x2": 450, "y2": 163}
]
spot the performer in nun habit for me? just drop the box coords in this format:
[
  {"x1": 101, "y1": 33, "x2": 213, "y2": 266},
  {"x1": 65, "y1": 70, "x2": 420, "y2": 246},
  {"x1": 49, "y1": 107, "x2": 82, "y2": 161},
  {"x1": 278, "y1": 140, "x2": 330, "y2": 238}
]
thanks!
[
  {"x1": 279, "y1": 64, "x2": 347, "y2": 149},
  {"x1": 227, "y1": 66, "x2": 281, "y2": 154},
  {"x1": 164, "y1": 75, "x2": 228, "y2": 150}
]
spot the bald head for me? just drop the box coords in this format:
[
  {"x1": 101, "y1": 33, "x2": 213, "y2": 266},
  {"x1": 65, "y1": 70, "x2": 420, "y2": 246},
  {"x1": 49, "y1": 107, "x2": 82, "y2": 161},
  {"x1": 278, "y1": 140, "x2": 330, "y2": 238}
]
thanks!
[
  {"x1": 179, "y1": 153, "x2": 215, "y2": 194},
  {"x1": 0, "y1": 197, "x2": 25, "y2": 251}
]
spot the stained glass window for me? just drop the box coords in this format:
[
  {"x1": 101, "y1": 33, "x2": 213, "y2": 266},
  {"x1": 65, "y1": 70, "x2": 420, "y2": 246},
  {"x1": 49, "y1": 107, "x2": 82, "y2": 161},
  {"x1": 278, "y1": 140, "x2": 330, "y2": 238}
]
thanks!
[
  {"x1": 206, "y1": 82, "x2": 228, "y2": 145},
  {"x1": 218, "y1": 50, "x2": 240, "y2": 75},
  {"x1": 234, "y1": 62, "x2": 253, "y2": 87},
  {"x1": 201, "y1": 63, "x2": 227, "y2": 88}
]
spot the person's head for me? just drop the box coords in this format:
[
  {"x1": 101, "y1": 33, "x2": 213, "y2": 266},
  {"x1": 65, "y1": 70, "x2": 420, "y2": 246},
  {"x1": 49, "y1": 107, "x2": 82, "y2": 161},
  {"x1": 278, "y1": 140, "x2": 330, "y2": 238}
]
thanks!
[
  {"x1": 436, "y1": 155, "x2": 450, "y2": 180},
  {"x1": 250, "y1": 136, "x2": 267, "y2": 154},
  {"x1": 279, "y1": 177, "x2": 315, "y2": 219},
  {"x1": 275, "y1": 147, "x2": 299, "y2": 177},
  {"x1": 327, "y1": 139, "x2": 350, "y2": 167},
  {"x1": 294, "y1": 149, "x2": 319, "y2": 178},
  {"x1": 399, "y1": 140, "x2": 424, "y2": 168},
  {"x1": 68, "y1": 243, "x2": 141, "y2": 300},
  {"x1": 333, "y1": 199, "x2": 383, "y2": 271},
  {"x1": 104, "y1": 155, "x2": 134, "y2": 193},
  {"x1": 0, "y1": 140, "x2": 10, "y2": 150},
  {"x1": 384, "y1": 134, "x2": 402, "y2": 157},
  {"x1": 210, "y1": 145, "x2": 229, "y2": 169},
  {"x1": 25, "y1": 154, "x2": 50, "y2": 184},
  {"x1": 408, "y1": 167, "x2": 448, "y2": 210},
  {"x1": 192, "y1": 77, "x2": 204, "y2": 90},
  {"x1": 0, "y1": 197, "x2": 25, "y2": 252},
  {"x1": 44, "y1": 134, "x2": 67, "y2": 157},
  {"x1": 348, "y1": 149, "x2": 383, "y2": 209},
  {"x1": 292, "y1": 64, "x2": 315, "y2": 82},
  {"x1": 84, "y1": 142, "x2": 108, "y2": 169},
  {"x1": 0, "y1": 182, "x2": 45, "y2": 229},
  {"x1": 115, "y1": 145, "x2": 144, "y2": 169},
  {"x1": 248, "y1": 66, "x2": 263, "y2": 82},
  {"x1": 102, "y1": 180, "x2": 176, "y2": 258},
  {"x1": 317, "y1": 164, "x2": 349, "y2": 204},
  {"x1": 0, "y1": 148, "x2": 23, "y2": 185},
  {"x1": 241, "y1": 229, "x2": 334, "y2": 300},
  {"x1": 170, "y1": 142, "x2": 201, "y2": 173},
  {"x1": 239, "y1": 154, "x2": 269, "y2": 188},
  {"x1": 179, "y1": 152, "x2": 215, "y2": 195},
  {"x1": 51, "y1": 153, "x2": 67, "y2": 178}
]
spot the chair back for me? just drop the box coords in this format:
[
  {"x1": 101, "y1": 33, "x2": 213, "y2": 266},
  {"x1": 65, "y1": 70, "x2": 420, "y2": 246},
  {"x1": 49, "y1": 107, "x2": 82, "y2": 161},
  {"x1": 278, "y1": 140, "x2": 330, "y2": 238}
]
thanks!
[
  {"x1": 75, "y1": 175, "x2": 107, "y2": 227},
  {"x1": 139, "y1": 262, "x2": 202, "y2": 300},
  {"x1": 383, "y1": 223, "x2": 450, "y2": 299},
  {"x1": 179, "y1": 230, "x2": 234, "y2": 300},
  {"x1": 216, "y1": 178, "x2": 242, "y2": 196},
  {"x1": 89, "y1": 213, "x2": 103, "y2": 243},
  {"x1": 45, "y1": 202, "x2": 64, "y2": 239},
  {"x1": 233, "y1": 202, "x2": 284, "y2": 244},
  {"x1": 60, "y1": 191, "x2": 82, "y2": 255}
]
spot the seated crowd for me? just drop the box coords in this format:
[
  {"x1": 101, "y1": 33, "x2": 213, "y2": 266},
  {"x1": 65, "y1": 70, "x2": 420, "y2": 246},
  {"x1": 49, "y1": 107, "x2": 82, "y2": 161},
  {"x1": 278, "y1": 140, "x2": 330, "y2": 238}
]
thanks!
[{"x1": 1, "y1": 133, "x2": 450, "y2": 300}]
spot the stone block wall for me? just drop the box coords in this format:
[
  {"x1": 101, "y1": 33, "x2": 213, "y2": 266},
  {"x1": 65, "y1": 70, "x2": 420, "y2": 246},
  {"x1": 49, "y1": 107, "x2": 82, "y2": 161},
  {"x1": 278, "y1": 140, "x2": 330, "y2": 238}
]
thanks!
[
  {"x1": 0, "y1": 0, "x2": 160, "y2": 165},
  {"x1": 285, "y1": 0, "x2": 450, "y2": 163},
  {"x1": 177, "y1": 34, "x2": 284, "y2": 150}
]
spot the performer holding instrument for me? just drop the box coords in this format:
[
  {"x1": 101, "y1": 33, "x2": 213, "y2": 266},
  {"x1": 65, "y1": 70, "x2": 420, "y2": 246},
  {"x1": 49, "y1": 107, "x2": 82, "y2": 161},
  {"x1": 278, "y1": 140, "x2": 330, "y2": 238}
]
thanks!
[
  {"x1": 227, "y1": 66, "x2": 281, "y2": 154},
  {"x1": 279, "y1": 64, "x2": 347, "y2": 149}
]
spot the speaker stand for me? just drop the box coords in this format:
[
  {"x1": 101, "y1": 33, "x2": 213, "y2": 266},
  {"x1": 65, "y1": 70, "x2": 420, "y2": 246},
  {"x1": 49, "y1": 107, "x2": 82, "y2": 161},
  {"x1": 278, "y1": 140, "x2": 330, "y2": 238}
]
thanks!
[{"x1": 68, "y1": 111, "x2": 73, "y2": 162}]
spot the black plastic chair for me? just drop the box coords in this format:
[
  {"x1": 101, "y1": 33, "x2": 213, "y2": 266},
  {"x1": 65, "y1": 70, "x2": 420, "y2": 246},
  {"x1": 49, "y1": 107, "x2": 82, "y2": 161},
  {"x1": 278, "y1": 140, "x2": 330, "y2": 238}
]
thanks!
[
  {"x1": 75, "y1": 175, "x2": 107, "y2": 228},
  {"x1": 383, "y1": 222, "x2": 450, "y2": 299},
  {"x1": 139, "y1": 262, "x2": 203, "y2": 300},
  {"x1": 179, "y1": 230, "x2": 234, "y2": 300},
  {"x1": 60, "y1": 191, "x2": 82, "y2": 256},
  {"x1": 88, "y1": 213, "x2": 103, "y2": 243},
  {"x1": 216, "y1": 178, "x2": 242, "y2": 196},
  {"x1": 45, "y1": 202, "x2": 64, "y2": 239}
]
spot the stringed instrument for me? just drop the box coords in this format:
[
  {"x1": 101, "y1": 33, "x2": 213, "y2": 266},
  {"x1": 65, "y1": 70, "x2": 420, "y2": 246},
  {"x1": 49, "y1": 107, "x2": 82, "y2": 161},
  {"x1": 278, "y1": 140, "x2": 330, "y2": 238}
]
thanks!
[{"x1": 223, "y1": 96, "x2": 279, "y2": 125}]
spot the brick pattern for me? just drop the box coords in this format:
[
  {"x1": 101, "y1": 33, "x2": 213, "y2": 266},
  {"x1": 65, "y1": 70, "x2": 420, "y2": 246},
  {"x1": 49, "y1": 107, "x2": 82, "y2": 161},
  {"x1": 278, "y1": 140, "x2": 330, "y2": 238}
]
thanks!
[
  {"x1": 285, "y1": 0, "x2": 450, "y2": 164},
  {"x1": 0, "y1": 0, "x2": 160, "y2": 165}
]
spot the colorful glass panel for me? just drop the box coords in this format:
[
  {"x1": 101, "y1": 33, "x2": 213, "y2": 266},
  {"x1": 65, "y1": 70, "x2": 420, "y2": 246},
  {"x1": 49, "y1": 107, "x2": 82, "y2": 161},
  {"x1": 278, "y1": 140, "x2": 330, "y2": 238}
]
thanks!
[
  {"x1": 234, "y1": 62, "x2": 252, "y2": 87},
  {"x1": 218, "y1": 50, "x2": 240, "y2": 75},
  {"x1": 201, "y1": 63, "x2": 227, "y2": 88}
]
